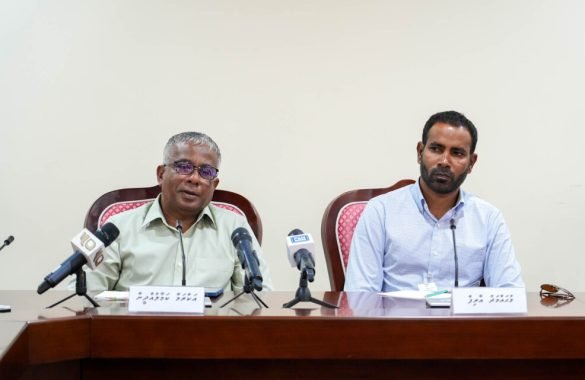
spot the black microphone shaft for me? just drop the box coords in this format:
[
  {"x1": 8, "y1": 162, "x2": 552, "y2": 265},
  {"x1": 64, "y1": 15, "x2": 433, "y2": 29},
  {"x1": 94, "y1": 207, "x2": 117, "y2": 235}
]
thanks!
[
  {"x1": 37, "y1": 253, "x2": 87, "y2": 293},
  {"x1": 231, "y1": 227, "x2": 263, "y2": 291},
  {"x1": 176, "y1": 221, "x2": 186, "y2": 286},
  {"x1": 294, "y1": 248, "x2": 315, "y2": 282},
  {"x1": 36, "y1": 223, "x2": 119, "y2": 294},
  {"x1": 450, "y1": 219, "x2": 459, "y2": 288},
  {"x1": 0, "y1": 235, "x2": 14, "y2": 251}
]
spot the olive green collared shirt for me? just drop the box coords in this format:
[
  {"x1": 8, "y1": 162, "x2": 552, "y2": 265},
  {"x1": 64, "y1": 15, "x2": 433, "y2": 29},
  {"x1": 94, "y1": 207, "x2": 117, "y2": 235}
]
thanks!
[{"x1": 85, "y1": 195, "x2": 272, "y2": 292}]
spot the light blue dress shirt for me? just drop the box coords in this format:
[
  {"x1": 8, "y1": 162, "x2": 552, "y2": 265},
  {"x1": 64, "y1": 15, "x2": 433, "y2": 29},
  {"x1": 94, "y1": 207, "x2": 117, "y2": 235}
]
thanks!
[{"x1": 344, "y1": 179, "x2": 524, "y2": 292}]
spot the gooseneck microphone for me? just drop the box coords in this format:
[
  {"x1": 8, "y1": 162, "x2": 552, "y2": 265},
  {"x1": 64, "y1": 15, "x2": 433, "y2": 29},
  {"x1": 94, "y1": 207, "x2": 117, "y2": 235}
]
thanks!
[
  {"x1": 450, "y1": 219, "x2": 459, "y2": 288},
  {"x1": 231, "y1": 227, "x2": 263, "y2": 291},
  {"x1": 286, "y1": 229, "x2": 316, "y2": 282},
  {"x1": 0, "y1": 236, "x2": 14, "y2": 252},
  {"x1": 37, "y1": 223, "x2": 120, "y2": 294},
  {"x1": 176, "y1": 220, "x2": 187, "y2": 286}
]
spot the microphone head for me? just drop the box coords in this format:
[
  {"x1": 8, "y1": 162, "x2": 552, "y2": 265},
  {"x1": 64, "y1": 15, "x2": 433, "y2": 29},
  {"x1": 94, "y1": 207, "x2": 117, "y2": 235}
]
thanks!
[
  {"x1": 294, "y1": 248, "x2": 316, "y2": 278},
  {"x1": 71, "y1": 223, "x2": 119, "y2": 271},
  {"x1": 231, "y1": 227, "x2": 252, "y2": 247},
  {"x1": 96, "y1": 223, "x2": 120, "y2": 246},
  {"x1": 288, "y1": 229, "x2": 304, "y2": 237},
  {"x1": 37, "y1": 280, "x2": 51, "y2": 295},
  {"x1": 285, "y1": 229, "x2": 315, "y2": 267},
  {"x1": 4, "y1": 236, "x2": 14, "y2": 245},
  {"x1": 294, "y1": 248, "x2": 315, "y2": 265}
]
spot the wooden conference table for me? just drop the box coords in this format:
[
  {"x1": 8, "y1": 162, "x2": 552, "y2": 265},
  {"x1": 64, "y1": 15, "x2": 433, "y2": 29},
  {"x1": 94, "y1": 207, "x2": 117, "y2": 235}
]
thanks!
[{"x1": 1, "y1": 290, "x2": 585, "y2": 379}]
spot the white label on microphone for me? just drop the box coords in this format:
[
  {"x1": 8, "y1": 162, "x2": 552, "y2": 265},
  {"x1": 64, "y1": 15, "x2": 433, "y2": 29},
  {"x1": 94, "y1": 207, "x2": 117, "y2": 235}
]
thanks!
[
  {"x1": 286, "y1": 233, "x2": 315, "y2": 266},
  {"x1": 128, "y1": 286, "x2": 205, "y2": 314},
  {"x1": 70, "y1": 229, "x2": 105, "y2": 270},
  {"x1": 451, "y1": 287, "x2": 527, "y2": 314}
]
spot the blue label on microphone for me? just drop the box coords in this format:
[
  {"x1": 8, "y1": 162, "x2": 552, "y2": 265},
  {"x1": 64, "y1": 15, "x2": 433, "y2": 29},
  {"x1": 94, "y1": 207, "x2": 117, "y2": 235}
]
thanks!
[{"x1": 290, "y1": 235, "x2": 310, "y2": 243}]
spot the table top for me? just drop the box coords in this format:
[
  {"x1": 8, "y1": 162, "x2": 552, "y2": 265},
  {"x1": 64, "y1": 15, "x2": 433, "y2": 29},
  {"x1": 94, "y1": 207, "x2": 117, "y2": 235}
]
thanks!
[{"x1": 1, "y1": 290, "x2": 584, "y2": 321}]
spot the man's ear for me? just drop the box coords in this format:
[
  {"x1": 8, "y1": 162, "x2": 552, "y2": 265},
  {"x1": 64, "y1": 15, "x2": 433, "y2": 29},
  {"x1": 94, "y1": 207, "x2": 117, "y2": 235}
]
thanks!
[
  {"x1": 416, "y1": 142, "x2": 424, "y2": 164},
  {"x1": 468, "y1": 153, "x2": 478, "y2": 173},
  {"x1": 156, "y1": 165, "x2": 165, "y2": 185},
  {"x1": 211, "y1": 178, "x2": 220, "y2": 191}
]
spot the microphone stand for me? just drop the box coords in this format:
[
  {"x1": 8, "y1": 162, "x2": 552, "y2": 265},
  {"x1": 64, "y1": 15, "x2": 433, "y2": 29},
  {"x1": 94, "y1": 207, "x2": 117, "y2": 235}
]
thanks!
[
  {"x1": 283, "y1": 269, "x2": 338, "y2": 309},
  {"x1": 220, "y1": 274, "x2": 268, "y2": 309},
  {"x1": 46, "y1": 269, "x2": 99, "y2": 309},
  {"x1": 0, "y1": 236, "x2": 14, "y2": 312}
]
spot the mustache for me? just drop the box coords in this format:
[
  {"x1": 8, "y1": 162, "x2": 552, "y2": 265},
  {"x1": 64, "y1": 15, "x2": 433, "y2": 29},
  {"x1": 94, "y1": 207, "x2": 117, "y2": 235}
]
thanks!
[{"x1": 430, "y1": 167, "x2": 453, "y2": 179}]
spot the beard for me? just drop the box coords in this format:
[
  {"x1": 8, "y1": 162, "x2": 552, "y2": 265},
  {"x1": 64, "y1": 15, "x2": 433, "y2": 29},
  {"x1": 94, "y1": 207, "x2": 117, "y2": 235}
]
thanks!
[{"x1": 420, "y1": 163, "x2": 468, "y2": 195}]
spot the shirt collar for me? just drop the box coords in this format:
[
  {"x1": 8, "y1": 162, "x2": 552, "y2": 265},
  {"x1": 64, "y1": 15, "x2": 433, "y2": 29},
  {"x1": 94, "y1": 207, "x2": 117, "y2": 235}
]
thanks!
[
  {"x1": 410, "y1": 177, "x2": 467, "y2": 220},
  {"x1": 141, "y1": 194, "x2": 216, "y2": 231}
]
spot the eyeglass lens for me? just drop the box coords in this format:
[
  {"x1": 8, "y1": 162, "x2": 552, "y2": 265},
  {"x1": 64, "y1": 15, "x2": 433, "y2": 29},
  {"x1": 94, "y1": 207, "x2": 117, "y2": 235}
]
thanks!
[
  {"x1": 540, "y1": 283, "x2": 575, "y2": 300},
  {"x1": 174, "y1": 161, "x2": 218, "y2": 180},
  {"x1": 540, "y1": 284, "x2": 558, "y2": 293}
]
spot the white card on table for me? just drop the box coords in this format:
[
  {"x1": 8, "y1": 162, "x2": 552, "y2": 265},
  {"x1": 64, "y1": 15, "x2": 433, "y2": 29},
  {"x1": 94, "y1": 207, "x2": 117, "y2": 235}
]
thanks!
[
  {"x1": 128, "y1": 285, "x2": 205, "y2": 314},
  {"x1": 451, "y1": 287, "x2": 527, "y2": 314}
]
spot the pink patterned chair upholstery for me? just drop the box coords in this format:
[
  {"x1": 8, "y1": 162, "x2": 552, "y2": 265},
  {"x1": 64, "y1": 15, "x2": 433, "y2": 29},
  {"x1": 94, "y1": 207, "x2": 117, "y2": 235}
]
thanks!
[
  {"x1": 84, "y1": 185, "x2": 263, "y2": 243},
  {"x1": 320, "y1": 179, "x2": 415, "y2": 291}
]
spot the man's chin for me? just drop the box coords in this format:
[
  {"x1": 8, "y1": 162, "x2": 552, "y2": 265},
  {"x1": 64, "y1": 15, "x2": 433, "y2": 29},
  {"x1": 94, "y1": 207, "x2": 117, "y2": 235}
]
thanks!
[
  {"x1": 428, "y1": 181, "x2": 457, "y2": 195},
  {"x1": 178, "y1": 200, "x2": 206, "y2": 215}
]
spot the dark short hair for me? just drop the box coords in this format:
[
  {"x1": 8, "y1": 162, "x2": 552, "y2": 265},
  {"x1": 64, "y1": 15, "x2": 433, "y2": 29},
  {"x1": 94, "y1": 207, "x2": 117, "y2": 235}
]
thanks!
[{"x1": 422, "y1": 111, "x2": 478, "y2": 153}]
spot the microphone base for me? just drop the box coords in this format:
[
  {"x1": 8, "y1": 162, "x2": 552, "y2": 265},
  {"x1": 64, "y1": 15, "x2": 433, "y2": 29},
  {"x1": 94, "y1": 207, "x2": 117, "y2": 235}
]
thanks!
[
  {"x1": 282, "y1": 294, "x2": 337, "y2": 309},
  {"x1": 46, "y1": 292, "x2": 99, "y2": 309},
  {"x1": 45, "y1": 269, "x2": 100, "y2": 309},
  {"x1": 219, "y1": 289, "x2": 268, "y2": 309},
  {"x1": 283, "y1": 271, "x2": 338, "y2": 309},
  {"x1": 220, "y1": 275, "x2": 268, "y2": 309}
]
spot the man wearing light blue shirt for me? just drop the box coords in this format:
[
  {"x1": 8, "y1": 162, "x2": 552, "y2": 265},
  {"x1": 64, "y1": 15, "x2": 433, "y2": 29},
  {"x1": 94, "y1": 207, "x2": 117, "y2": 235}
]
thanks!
[{"x1": 344, "y1": 111, "x2": 524, "y2": 292}]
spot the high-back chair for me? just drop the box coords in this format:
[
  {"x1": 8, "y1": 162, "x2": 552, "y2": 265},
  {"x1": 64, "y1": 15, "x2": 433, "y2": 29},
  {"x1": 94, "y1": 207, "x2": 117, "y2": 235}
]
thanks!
[
  {"x1": 84, "y1": 185, "x2": 263, "y2": 243},
  {"x1": 321, "y1": 179, "x2": 415, "y2": 291}
]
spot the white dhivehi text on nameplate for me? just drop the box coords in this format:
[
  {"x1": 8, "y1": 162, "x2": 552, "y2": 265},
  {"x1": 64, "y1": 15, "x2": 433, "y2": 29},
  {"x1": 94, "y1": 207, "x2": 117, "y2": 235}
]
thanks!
[
  {"x1": 128, "y1": 285, "x2": 205, "y2": 313},
  {"x1": 451, "y1": 287, "x2": 527, "y2": 314}
]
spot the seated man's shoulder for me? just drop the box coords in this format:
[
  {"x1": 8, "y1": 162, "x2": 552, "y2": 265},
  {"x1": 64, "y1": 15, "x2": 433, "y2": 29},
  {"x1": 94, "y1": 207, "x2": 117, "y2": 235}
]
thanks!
[
  {"x1": 101, "y1": 200, "x2": 155, "y2": 229},
  {"x1": 464, "y1": 190, "x2": 496, "y2": 207},
  {"x1": 208, "y1": 203, "x2": 249, "y2": 226},
  {"x1": 370, "y1": 183, "x2": 412, "y2": 206},
  {"x1": 463, "y1": 192, "x2": 503, "y2": 219}
]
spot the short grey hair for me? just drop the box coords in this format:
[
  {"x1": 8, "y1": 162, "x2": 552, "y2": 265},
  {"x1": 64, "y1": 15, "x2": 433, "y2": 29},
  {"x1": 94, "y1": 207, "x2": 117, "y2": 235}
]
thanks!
[{"x1": 163, "y1": 132, "x2": 222, "y2": 166}]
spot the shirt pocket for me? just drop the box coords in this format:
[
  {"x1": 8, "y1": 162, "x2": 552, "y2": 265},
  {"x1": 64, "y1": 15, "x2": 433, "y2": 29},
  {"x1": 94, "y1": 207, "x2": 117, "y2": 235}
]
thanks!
[
  {"x1": 192, "y1": 257, "x2": 235, "y2": 288},
  {"x1": 458, "y1": 243, "x2": 486, "y2": 285}
]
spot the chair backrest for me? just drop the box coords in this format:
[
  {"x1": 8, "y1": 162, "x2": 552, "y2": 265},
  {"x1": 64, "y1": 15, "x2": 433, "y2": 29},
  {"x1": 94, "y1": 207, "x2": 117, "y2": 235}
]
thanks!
[
  {"x1": 321, "y1": 179, "x2": 415, "y2": 291},
  {"x1": 84, "y1": 185, "x2": 263, "y2": 243}
]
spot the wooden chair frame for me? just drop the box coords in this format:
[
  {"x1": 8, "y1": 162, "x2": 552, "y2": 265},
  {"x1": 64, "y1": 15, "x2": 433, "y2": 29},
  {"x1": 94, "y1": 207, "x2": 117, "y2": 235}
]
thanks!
[
  {"x1": 84, "y1": 185, "x2": 263, "y2": 243},
  {"x1": 320, "y1": 179, "x2": 415, "y2": 291}
]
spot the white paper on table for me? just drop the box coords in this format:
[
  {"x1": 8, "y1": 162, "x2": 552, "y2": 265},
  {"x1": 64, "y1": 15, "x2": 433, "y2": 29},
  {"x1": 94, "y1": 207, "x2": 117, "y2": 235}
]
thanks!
[
  {"x1": 95, "y1": 291, "x2": 129, "y2": 301},
  {"x1": 378, "y1": 290, "x2": 429, "y2": 300}
]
